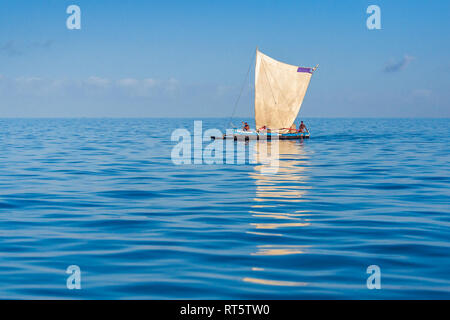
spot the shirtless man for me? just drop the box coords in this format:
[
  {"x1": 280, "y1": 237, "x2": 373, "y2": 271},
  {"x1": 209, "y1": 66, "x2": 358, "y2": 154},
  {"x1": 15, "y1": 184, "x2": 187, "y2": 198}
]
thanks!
[{"x1": 299, "y1": 121, "x2": 308, "y2": 133}]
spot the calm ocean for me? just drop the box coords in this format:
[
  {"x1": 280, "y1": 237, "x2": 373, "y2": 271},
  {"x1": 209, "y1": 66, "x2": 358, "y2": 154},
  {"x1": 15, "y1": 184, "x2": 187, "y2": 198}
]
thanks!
[{"x1": 0, "y1": 118, "x2": 449, "y2": 299}]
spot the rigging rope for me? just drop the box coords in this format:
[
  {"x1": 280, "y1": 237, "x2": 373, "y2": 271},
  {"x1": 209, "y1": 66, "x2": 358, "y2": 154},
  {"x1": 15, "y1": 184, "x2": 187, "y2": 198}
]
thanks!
[{"x1": 228, "y1": 50, "x2": 256, "y2": 128}]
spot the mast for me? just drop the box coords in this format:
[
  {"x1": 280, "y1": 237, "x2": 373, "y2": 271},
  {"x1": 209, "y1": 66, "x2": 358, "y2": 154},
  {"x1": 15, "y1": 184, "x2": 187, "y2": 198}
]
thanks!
[{"x1": 254, "y1": 46, "x2": 258, "y2": 127}]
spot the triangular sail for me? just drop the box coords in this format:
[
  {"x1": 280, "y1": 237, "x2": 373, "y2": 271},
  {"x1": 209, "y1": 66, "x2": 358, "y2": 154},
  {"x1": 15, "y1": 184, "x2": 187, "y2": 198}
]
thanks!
[{"x1": 255, "y1": 50, "x2": 314, "y2": 131}]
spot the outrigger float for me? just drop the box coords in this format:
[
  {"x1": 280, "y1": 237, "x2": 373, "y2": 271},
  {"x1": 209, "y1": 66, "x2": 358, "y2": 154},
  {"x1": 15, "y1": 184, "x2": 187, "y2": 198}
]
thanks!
[{"x1": 212, "y1": 48, "x2": 317, "y2": 141}]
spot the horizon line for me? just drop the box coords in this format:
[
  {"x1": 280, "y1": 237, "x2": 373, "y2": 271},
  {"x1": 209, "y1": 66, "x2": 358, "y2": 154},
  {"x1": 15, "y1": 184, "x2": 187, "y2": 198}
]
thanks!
[{"x1": 0, "y1": 116, "x2": 449, "y2": 120}]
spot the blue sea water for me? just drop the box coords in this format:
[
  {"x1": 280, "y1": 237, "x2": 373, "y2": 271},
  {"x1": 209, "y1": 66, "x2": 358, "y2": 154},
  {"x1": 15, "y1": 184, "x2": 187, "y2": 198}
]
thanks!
[{"x1": 0, "y1": 118, "x2": 449, "y2": 299}]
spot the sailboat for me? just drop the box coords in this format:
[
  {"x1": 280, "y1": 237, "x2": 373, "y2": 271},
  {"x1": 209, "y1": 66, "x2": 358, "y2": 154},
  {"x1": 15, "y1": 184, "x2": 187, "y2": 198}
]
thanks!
[{"x1": 215, "y1": 48, "x2": 317, "y2": 140}]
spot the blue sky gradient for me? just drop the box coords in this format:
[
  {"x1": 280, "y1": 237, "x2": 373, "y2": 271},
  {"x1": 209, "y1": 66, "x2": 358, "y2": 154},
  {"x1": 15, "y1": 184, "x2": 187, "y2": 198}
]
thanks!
[{"x1": 0, "y1": 0, "x2": 449, "y2": 117}]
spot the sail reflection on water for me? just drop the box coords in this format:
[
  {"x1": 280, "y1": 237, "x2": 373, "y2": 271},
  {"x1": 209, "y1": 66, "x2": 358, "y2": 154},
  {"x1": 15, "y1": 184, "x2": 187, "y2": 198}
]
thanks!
[
  {"x1": 244, "y1": 140, "x2": 312, "y2": 287},
  {"x1": 249, "y1": 139, "x2": 311, "y2": 223}
]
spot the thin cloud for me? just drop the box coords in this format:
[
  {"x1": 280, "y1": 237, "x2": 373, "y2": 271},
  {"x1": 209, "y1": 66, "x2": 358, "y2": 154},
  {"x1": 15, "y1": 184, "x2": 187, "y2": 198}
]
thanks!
[
  {"x1": 116, "y1": 78, "x2": 174, "y2": 96},
  {"x1": 0, "y1": 75, "x2": 179, "y2": 98},
  {"x1": 383, "y1": 55, "x2": 415, "y2": 73},
  {"x1": 0, "y1": 40, "x2": 22, "y2": 56},
  {"x1": 85, "y1": 76, "x2": 111, "y2": 87},
  {"x1": 412, "y1": 89, "x2": 432, "y2": 98},
  {"x1": 0, "y1": 40, "x2": 54, "y2": 56},
  {"x1": 30, "y1": 40, "x2": 53, "y2": 49}
]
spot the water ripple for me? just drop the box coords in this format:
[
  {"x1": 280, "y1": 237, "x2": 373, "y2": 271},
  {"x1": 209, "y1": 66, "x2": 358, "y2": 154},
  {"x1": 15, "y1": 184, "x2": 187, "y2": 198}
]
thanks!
[{"x1": 0, "y1": 118, "x2": 449, "y2": 299}]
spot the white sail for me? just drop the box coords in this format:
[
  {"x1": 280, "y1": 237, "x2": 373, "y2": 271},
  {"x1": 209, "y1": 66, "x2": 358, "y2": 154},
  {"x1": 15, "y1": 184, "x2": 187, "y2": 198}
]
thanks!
[{"x1": 255, "y1": 50, "x2": 314, "y2": 131}]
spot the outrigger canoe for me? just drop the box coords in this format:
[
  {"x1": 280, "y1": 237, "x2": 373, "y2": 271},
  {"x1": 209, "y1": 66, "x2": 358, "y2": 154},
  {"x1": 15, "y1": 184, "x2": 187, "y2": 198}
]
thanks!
[
  {"x1": 212, "y1": 129, "x2": 310, "y2": 140},
  {"x1": 216, "y1": 48, "x2": 317, "y2": 141}
]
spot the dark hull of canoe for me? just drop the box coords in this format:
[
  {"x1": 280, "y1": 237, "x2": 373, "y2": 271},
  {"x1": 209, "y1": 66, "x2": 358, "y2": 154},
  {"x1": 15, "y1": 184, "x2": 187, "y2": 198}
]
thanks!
[{"x1": 212, "y1": 133, "x2": 310, "y2": 140}]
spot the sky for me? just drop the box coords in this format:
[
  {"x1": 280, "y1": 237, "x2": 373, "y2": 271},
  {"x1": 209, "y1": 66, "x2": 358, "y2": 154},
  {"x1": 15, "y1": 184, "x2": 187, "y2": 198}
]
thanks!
[{"x1": 0, "y1": 0, "x2": 449, "y2": 118}]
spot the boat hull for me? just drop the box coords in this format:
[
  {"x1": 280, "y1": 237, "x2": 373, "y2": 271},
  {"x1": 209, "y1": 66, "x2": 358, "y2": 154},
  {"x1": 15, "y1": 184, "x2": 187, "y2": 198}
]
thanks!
[{"x1": 211, "y1": 130, "x2": 310, "y2": 140}]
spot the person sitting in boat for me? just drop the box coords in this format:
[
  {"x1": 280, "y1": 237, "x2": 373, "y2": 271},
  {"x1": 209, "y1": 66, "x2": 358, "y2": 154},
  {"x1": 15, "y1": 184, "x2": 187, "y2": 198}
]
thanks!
[
  {"x1": 257, "y1": 125, "x2": 267, "y2": 133},
  {"x1": 288, "y1": 124, "x2": 297, "y2": 133},
  {"x1": 280, "y1": 124, "x2": 296, "y2": 133},
  {"x1": 299, "y1": 121, "x2": 308, "y2": 133},
  {"x1": 242, "y1": 121, "x2": 250, "y2": 131}
]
